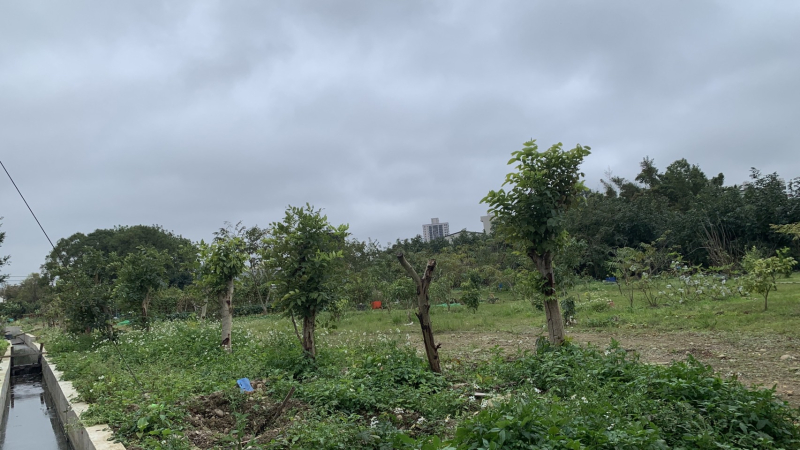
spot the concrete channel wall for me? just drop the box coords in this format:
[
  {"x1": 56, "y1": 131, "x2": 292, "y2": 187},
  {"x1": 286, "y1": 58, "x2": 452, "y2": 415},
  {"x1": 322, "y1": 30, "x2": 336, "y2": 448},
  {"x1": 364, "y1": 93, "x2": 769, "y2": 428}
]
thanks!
[
  {"x1": 0, "y1": 344, "x2": 11, "y2": 425},
  {"x1": 23, "y1": 334, "x2": 127, "y2": 450}
]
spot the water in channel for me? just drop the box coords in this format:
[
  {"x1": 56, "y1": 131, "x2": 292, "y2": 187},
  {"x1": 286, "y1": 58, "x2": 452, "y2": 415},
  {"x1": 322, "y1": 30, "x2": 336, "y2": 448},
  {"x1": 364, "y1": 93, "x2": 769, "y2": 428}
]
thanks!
[{"x1": 0, "y1": 343, "x2": 72, "y2": 450}]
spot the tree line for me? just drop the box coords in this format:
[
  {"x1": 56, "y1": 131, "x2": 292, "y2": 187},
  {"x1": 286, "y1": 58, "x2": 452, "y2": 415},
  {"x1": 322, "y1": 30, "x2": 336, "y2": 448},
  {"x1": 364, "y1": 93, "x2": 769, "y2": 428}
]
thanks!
[{"x1": 1, "y1": 141, "x2": 798, "y2": 370}]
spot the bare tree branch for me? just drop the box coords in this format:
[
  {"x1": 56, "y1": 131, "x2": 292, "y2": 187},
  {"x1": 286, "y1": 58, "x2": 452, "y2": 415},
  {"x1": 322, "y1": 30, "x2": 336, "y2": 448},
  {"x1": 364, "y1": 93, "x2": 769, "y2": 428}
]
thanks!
[
  {"x1": 289, "y1": 312, "x2": 303, "y2": 347},
  {"x1": 397, "y1": 252, "x2": 422, "y2": 285}
]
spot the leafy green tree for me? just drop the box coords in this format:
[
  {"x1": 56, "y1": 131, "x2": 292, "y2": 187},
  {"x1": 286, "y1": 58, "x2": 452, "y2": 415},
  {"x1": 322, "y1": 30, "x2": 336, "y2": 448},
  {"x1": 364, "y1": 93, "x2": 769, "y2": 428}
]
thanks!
[
  {"x1": 429, "y1": 277, "x2": 453, "y2": 309},
  {"x1": 656, "y1": 159, "x2": 708, "y2": 212},
  {"x1": 44, "y1": 224, "x2": 193, "y2": 288},
  {"x1": 387, "y1": 277, "x2": 416, "y2": 318},
  {"x1": 114, "y1": 246, "x2": 172, "y2": 329},
  {"x1": 342, "y1": 273, "x2": 374, "y2": 309},
  {"x1": 635, "y1": 157, "x2": 661, "y2": 188},
  {"x1": 606, "y1": 247, "x2": 640, "y2": 307},
  {"x1": 214, "y1": 222, "x2": 272, "y2": 313},
  {"x1": 460, "y1": 280, "x2": 481, "y2": 313},
  {"x1": 51, "y1": 248, "x2": 117, "y2": 333},
  {"x1": 265, "y1": 204, "x2": 349, "y2": 358},
  {"x1": 742, "y1": 247, "x2": 797, "y2": 311},
  {"x1": 198, "y1": 236, "x2": 248, "y2": 351},
  {"x1": 0, "y1": 273, "x2": 52, "y2": 316},
  {"x1": 482, "y1": 139, "x2": 590, "y2": 345}
]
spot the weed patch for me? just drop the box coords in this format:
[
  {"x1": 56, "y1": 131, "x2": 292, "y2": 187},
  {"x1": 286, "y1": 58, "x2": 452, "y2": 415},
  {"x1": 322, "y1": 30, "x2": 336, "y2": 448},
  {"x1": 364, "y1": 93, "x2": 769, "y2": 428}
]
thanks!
[{"x1": 40, "y1": 315, "x2": 799, "y2": 449}]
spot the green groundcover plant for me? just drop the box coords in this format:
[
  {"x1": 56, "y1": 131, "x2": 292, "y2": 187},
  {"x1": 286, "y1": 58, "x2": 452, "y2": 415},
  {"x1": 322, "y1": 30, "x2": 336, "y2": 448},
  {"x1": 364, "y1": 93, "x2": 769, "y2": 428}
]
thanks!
[{"x1": 43, "y1": 319, "x2": 799, "y2": 449}]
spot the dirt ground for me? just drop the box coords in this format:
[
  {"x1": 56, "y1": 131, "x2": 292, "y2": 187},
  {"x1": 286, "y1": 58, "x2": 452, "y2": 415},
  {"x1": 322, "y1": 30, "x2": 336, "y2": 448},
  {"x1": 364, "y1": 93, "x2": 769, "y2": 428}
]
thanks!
[
  {"x1": 434, "y1": 329, "x2": 800, "y2": 408},
  {"x1": 179, "y1": 381, "x2": 305, "y2": 449}
]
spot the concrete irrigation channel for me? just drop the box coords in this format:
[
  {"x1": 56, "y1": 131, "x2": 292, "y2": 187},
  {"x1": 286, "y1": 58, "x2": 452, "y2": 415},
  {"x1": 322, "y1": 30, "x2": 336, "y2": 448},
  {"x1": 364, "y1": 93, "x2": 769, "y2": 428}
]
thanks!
[{"x1": 1, "y1": 327, "x2": 125, "y2": 450}]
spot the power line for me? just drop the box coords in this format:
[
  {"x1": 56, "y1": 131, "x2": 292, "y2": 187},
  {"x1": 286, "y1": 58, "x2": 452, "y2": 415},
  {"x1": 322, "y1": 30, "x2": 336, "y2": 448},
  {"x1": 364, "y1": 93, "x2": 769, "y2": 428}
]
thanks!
[
  {"x1": 1, "y1": 161, "x2": 56, "y2": 250},
  {"x1": 1, "y1": 160, "x2": 145, "y2": 392}
]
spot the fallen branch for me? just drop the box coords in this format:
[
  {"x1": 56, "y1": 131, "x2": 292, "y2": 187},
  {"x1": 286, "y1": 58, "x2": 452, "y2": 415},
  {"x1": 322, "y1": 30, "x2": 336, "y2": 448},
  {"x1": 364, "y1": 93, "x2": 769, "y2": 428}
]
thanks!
[
  {"x1": 269, "y1": 386, "x2": 296, "y2": 424},
  {"x1": 249, "y1": 386, "x2": 297, "y2": 440}
]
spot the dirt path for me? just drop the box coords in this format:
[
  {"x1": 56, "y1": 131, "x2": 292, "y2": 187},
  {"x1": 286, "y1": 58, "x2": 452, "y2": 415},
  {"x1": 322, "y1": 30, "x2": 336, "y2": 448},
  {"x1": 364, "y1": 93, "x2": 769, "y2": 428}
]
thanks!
[{"x1": 434, "y1": 329, "x2": 800, "y2": 408}]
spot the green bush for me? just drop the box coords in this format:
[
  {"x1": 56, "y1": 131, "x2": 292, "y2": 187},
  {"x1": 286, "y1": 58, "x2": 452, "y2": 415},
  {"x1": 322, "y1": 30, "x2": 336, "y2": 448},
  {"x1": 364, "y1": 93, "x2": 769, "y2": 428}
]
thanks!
[
  {"x1": 43, "y1": 321, "x2": 800, "y2": 449},
  {"x1": 460, "y1": 281, "x2": 481, "y2": 313},
  {"x1": 456, "y1": 342, "x2": 800, "y2": 449}
]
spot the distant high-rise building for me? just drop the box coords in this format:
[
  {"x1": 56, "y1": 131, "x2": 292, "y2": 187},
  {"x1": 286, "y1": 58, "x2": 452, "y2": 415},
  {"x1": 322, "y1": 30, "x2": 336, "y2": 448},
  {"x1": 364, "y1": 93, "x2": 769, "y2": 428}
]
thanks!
[
  {"x1": 480, "y1": 212, "x2": 494, "y2": 234},
  {"x1": 422, "y1": 218, "x2": 449, "y2": 242}
]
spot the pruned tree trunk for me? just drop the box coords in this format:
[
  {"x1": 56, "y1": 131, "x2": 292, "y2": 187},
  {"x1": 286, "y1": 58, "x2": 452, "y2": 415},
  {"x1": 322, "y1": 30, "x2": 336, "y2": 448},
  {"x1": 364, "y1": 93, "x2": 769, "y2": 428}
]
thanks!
[
  {"x1": 250, "y1": 265, "x2": 271, "y2": 314},
  {"x1": 529, "y1": 250, "x2": 565, "y2": 345},
  {"x1": 199, "y1": 301, "x2": 208, "y2": 320},
  {"x1": 219, "y1": 278, "x2": 234, "y2": 351},
  {"x1": 397, "y1": 253, "x2": 441, "y2": 373},
  {"x1": 260, "y1": 289, "x2": 272, "y2": 314},
  {"x1": 302, "y1": 312, "x2": 316, "y2": 358},
  {"x1": 142, "y1": 292, "x2": 151, "y2": 331}
]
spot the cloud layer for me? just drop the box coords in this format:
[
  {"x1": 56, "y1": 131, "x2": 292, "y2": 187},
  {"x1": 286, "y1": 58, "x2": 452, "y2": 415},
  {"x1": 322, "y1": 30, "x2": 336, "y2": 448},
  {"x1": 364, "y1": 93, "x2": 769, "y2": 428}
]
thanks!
[{"x1": 2, "y1": 1, "x2": 799, "y2": 278}]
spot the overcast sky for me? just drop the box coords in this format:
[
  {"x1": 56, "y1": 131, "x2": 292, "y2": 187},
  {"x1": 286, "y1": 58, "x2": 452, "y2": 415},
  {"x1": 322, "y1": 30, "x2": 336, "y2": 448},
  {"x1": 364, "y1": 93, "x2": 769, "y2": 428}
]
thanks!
[{"x1": 2, "y1": 1, "x2": 799, "y2": 280}]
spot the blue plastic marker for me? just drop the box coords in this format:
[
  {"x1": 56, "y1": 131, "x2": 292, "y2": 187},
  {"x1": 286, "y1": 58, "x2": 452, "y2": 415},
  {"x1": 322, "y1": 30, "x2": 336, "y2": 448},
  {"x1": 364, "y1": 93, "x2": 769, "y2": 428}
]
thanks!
[{"x1": 237, "y1": 378, "x2": 254, "y2": 392}]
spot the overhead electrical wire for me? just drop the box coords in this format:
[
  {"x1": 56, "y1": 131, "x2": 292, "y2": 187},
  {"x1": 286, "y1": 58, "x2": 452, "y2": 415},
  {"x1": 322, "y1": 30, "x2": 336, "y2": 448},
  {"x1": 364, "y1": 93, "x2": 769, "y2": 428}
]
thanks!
[
  {"x1": 1, "y1": 161, "x2": 55, "y2": 249},
  {"x1": 1, "y1": 160, "x2": 144, "y2": 391}
]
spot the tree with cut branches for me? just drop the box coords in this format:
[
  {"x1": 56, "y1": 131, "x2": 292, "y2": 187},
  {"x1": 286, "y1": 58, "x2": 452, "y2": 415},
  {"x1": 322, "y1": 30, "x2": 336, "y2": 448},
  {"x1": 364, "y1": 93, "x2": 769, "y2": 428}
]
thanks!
[
  {"x1": 397, "y1": 254, "x2": 441, "y2": 373},
  {"x1": 482, "y1": 140, "x2": 590, "y2": 345}
]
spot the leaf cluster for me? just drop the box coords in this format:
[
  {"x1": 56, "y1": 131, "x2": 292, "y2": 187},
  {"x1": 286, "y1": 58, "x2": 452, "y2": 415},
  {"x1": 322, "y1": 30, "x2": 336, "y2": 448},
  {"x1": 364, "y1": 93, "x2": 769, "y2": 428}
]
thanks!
[
  {"x1": 482, "y1": 140, "x2": 591, "y2": 257},
  {"x1": 264, "y1": 204, "x2": 349, "y2": 319},
  {"x1": 453, "y1": 343, "x2": 800, "y2": 449},
  {"x1": 197, "y1": 237, "x2": 248, "y2": 293},
  {"x1": 114, "y1": 246, "x2": 172, "y2": 305}
]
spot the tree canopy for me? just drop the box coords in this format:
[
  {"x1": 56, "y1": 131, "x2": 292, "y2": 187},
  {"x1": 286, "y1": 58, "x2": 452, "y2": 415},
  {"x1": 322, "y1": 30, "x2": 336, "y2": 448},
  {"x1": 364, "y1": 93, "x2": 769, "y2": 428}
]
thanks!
[
  {"x1": 265, "y1": 204, "x2": 349, "y2": 357},
  {"x1": 44, "y1": 224, "x2": 193, "y2": 287}
]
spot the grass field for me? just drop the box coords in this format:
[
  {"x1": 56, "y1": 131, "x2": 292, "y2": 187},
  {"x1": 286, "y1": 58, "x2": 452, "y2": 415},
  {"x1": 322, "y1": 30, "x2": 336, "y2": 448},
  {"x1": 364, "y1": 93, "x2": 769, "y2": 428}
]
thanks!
[
  {"x1": 245, "y1": 273, "x2": 800, "y2": 338},
  {"x1": 20, "y1": 273, "x2": 800, "y2": 449}
]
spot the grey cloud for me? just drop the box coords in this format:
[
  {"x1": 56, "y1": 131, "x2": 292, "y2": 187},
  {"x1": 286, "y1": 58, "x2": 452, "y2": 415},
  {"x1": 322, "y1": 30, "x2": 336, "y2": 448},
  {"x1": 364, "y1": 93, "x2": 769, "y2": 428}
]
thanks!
[{"x1": 2, "y1": 1, "x2": 799, "y2": 277}]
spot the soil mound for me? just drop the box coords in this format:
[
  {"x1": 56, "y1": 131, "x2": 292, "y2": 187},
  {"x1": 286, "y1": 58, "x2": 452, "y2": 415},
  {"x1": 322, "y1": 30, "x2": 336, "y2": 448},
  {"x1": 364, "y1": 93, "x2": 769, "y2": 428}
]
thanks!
[{"x1": 182, "y1": 380, "x2": 303, "y2": 449}]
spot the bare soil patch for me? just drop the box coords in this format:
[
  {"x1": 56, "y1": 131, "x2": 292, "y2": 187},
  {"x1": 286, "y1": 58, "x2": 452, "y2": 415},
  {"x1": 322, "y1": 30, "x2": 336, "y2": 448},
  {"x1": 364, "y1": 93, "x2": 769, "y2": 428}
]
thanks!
[
  {"x1": 433, "y1": 329, "x2": 800, "y2": 408},
  {"x1": 180, "y1": 380, "x2": 305, "y2": 449}
]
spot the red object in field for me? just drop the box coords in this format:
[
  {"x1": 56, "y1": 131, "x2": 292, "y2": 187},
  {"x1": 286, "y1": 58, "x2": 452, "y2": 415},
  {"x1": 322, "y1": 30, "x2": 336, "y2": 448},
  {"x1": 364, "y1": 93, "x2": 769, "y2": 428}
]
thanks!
[{"x1": 371, "y1": 301, "x2": 382, "y2": 309}]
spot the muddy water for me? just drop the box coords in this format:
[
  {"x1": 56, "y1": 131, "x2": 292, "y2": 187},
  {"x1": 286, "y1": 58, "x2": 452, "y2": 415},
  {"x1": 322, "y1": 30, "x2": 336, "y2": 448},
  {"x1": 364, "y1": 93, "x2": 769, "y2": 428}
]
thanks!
[{"x1": 0, "y1": 343, "x2": 72, "y2": 450}]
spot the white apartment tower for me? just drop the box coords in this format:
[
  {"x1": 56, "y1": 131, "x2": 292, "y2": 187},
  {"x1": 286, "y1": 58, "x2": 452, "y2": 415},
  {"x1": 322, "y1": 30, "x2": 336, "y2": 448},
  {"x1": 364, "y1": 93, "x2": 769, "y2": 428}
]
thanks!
[
  {"x1": 480, "y1": 212, "x2": 494, "y2": 234},
  {"x1": 422, "y1": 218, "x2": 450, "y2": 242}
]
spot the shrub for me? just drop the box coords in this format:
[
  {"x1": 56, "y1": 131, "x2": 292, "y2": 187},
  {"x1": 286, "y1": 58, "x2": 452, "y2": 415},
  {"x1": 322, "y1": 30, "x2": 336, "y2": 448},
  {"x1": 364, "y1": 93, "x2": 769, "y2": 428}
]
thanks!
[
  {"x1": 43, "y1": 319, "x2": 800, "y2": 449},
  {"x1": 459, "y1": 281, "x2": 481, "y2": 313},
  {"x1": 457, "y1": 343, "x2": 800, "y2": 449}
]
